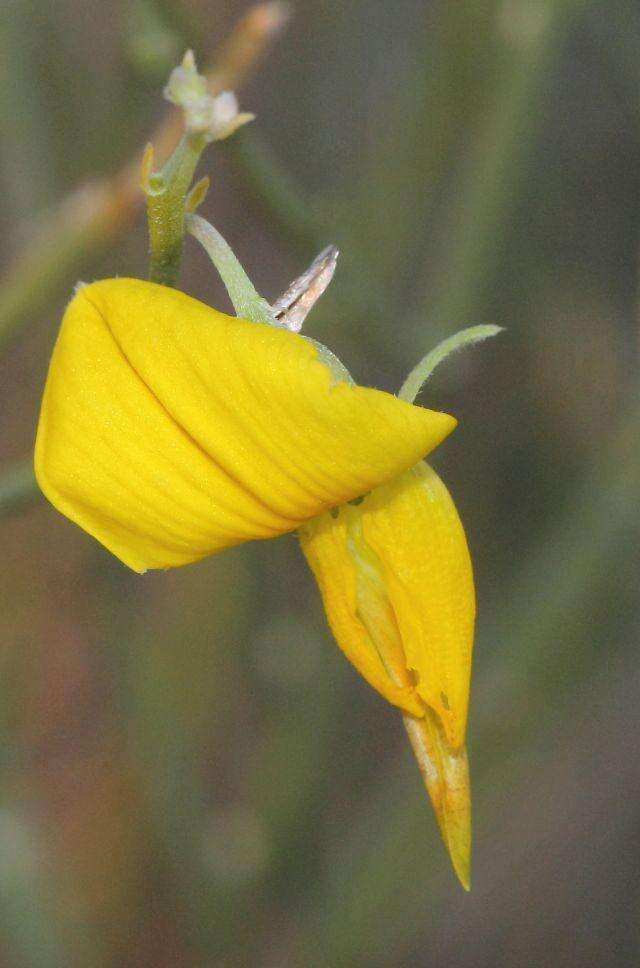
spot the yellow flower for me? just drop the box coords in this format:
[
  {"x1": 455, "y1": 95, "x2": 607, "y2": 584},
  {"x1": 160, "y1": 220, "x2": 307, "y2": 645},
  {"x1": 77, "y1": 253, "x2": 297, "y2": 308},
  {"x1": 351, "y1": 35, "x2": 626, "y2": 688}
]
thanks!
[
  {"x1": 299, "y1": 461, "x2": 474, "y2": 889},
  {"x1": 35, "y1": 272, "x2": 484, "y2": 889},
  {"x1": 34, "y1": 278, "x2": 455, "y2": 572}
]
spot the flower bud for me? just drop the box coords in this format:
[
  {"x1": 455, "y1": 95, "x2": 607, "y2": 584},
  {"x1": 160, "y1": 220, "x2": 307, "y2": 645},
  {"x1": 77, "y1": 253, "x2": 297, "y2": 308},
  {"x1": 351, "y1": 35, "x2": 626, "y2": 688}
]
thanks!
[{"x1": 164, "y1": 50, "x2": 254, "y2": 142}]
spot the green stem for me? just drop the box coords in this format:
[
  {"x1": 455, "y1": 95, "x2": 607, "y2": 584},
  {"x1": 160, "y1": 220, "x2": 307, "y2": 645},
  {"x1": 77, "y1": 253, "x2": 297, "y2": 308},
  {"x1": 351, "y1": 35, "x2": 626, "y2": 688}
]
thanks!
[
  {"x1": 185, "y1": 212, "x2": 276, "y2": 323},
  {"x1": 146, "y1": 133, "x2": 206, "y2": 287}
]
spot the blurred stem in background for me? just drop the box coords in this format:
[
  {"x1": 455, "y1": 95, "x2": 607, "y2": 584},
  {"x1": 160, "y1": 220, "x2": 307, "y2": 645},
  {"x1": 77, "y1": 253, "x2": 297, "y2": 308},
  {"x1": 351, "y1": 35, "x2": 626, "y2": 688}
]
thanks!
[
  {"x1": 0, "y1": 461, "x2": 39, "y2": 520},
  {"x1": 0, "y1": 0, "x2": 56, "y2": 222},
  {"x1": 408, "y1": 0, "x2": 591, "y2": 346},
  {"x1": 348, "y1": 0, "x2": 506, "y2": 289}
]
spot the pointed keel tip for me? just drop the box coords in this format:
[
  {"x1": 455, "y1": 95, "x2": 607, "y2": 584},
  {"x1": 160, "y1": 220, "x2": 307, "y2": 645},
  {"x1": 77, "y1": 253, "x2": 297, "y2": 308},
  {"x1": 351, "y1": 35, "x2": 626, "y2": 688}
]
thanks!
[
  {"x1": 449, "y1": 836, "x2": 471, "y2": 892},
  {"x1": 440, "y1": 788, "x2": 471, "y2": 892},
  {"x1": 403, "y1": 710, "x2": 472, "y2": 892}
]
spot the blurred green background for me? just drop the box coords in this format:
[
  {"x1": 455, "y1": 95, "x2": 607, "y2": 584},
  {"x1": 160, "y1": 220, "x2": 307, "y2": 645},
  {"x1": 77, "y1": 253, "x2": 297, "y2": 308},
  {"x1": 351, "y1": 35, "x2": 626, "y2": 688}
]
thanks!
[{"x1": 1, "y1": 0, "x2": 640, "y2": 965}]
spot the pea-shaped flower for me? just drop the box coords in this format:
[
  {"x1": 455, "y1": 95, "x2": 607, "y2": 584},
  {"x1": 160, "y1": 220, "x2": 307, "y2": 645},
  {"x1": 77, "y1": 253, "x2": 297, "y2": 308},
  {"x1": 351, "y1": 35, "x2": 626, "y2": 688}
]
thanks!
[
  {"x1": 35, "y1": 254, "x2": 496, "y2": 890},
  {"x1": 35, "y1": 279, "x2": 455, "y2": 572}
]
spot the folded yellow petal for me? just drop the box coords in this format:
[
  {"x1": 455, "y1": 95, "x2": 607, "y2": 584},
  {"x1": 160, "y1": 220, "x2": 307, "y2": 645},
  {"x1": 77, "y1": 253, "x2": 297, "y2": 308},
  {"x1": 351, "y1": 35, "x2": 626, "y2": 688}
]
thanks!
[
  {"x1": 299, "y1": 511, "x2": 424, "y2": 716},
  {"x1": 35, "y1": 279, "x2": 456, "y2": 571},
  {"x1": 300, "y1": 462, "x2": 475, "y2": 748},
  {"x1": 360, "y1": 463, "x2": 475, "y2": 751}
]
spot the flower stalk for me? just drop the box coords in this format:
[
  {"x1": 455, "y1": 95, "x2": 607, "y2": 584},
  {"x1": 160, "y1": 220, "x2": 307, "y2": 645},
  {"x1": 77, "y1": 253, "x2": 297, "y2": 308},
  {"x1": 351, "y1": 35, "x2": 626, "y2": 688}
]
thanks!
[
  {"x1": 143, "y1": 135, "x2": 207, "y2": 287},
  {"x1": 143, "y1": 50, "x2": 254, "y2": 287},
  {"x1": 185, "y1": 212, "x2": 276, "y2": 323}
]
